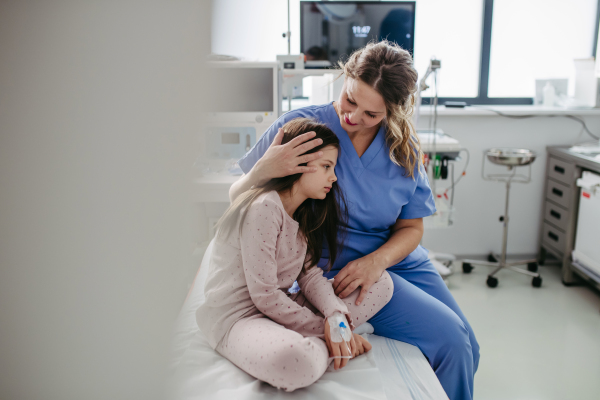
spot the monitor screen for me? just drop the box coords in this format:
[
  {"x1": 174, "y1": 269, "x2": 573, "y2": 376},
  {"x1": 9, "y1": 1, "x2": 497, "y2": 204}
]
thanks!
[
  {"x1": 301, "y1": 1, "x2": 415, "y2": 65},
  {"x1": 206, "y1": 67, "x2": 274, "y2": 112}
]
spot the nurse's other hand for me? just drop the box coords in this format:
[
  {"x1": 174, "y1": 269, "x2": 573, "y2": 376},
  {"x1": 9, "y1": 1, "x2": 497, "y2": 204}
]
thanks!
[
  {"x1": 254, "y1": 128, "x2": 324, "y2": 181},
  {"x1": 333, "y1": 254, "x2": 385, "y2": 305}
]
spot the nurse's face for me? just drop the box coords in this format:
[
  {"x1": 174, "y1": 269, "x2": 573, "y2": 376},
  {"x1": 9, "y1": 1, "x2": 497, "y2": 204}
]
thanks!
[
  {"x1": 337, "y1": 77, "x2": 387, "y2": 133},
  {"x1": 296, "y1": 145, "x2": 338, "y2": 200}
]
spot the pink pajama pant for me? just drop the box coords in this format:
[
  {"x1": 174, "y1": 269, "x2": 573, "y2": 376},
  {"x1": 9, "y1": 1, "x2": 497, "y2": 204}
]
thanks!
[{"x1": 215, "y1": 271, "x2": 394, "y2": 392}]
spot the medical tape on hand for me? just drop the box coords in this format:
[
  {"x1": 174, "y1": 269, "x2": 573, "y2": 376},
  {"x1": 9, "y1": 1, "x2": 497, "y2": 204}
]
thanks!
[
  {"x1": 328, "y1": 312, "x2": 353, "y2": 360},
  {"x1": 328, "y1": 312, "x2": 352, "y2": 343}
]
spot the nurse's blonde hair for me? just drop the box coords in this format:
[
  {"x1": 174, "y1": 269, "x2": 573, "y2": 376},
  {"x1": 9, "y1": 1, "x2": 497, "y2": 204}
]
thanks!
[{"x1": 338, "y1": 40, "x2": 422, "y2": 179}]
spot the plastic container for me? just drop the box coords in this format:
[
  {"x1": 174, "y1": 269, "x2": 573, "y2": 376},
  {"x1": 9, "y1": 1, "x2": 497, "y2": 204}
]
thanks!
[
  {"x1": 542, "y1": 82, "x2": 556, "y2": 107},
  {"x1": 572, "y1": 171, "x2": 600, "y2": 278},
  {"x1": 423, "y1": 197, "x2": 455, "y2": 229}
]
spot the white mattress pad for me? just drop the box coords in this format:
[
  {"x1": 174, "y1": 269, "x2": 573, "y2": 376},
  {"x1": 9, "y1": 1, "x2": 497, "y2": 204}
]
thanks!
[{"x1": 168, "y1": 241, "x2": 447, "y2": 399}]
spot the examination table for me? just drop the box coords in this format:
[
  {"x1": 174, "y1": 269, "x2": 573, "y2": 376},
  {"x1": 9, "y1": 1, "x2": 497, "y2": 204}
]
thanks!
[{"x1": 168, "y1": 240, "x2": 447, "y2": 399}]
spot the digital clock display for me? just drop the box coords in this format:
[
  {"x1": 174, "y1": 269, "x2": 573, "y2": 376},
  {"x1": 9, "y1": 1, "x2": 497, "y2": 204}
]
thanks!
[{"x1": 352, "y1": 26, "x2": 371, "y2": 38}]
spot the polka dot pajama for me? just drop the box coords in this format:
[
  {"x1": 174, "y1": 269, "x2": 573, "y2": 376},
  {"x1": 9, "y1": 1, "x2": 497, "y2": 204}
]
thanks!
[{"x1": 197, "y1": 191, "x2": 393, "y2": 392}]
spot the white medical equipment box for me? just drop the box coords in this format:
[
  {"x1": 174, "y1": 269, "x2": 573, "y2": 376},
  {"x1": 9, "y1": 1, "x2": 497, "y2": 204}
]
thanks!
[{"x1": 572, "y1": 171, "x2": 600, "y2": 278}]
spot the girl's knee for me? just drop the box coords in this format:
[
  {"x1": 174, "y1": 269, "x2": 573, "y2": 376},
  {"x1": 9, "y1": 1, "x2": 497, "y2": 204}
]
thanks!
[
  {"x1": 268, "y1": 339, "x2": 328, "y2": 391},
  {"x1": 377, "y1": 271, "x2": 394, "y2": 303}
]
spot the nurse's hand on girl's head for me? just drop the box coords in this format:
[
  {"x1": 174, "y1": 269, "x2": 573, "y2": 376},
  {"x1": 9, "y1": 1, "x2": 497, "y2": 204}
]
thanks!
[{"x1": 255, "y1": 128, "x2": 324, "y2": 181}]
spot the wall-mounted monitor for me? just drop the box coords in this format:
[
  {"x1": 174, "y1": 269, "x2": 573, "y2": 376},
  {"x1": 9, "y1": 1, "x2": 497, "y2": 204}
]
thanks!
[
  {"x1": 301, "y1": 1, "x2": 415, "y2": 67},
  {"x1": 205, "y1": 61, "x2": 281, "y2": 124}
]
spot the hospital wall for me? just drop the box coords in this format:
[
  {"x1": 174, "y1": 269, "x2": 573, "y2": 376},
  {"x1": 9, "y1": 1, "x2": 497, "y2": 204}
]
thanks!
[
  {"x1": 418, "y1": 113, "x2": 600, "y2": 257},
  {"x1": 0, "y1": 2, "x2": 212, "y2": 400}
]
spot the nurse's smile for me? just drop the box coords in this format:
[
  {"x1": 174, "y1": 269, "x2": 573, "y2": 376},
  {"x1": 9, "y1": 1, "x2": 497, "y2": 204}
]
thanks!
[{"x1": 344, "y1": 115, "x2": 358, "y2": 126}]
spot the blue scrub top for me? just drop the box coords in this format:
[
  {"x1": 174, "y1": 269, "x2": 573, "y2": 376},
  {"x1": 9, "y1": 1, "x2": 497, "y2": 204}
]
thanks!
[{"x1": 238, "y1": 103, "x2": 436, "y2": 272}]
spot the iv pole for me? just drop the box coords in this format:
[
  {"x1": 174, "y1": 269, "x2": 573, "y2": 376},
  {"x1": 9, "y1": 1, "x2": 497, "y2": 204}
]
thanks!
[{"x1": 414, "y1": 58, "x2": 441, "y2": 199}]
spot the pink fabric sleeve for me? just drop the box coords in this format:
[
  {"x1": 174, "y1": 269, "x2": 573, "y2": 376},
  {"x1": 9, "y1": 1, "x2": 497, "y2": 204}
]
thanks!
[
  {"x1": 297, "y1": 266, "x2": 356, "y2": 331},
  {"x1": 240, "y1": 198, "x2": 327, "y2": 337}
]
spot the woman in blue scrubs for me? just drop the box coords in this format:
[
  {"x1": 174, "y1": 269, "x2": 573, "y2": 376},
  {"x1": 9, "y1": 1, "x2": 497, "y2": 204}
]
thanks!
[{"x1": 229, "y1": 41, "x2": 479, "y2": 400}]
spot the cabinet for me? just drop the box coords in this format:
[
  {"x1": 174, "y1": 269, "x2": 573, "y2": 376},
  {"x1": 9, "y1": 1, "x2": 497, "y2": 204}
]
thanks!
[{"x1": 539, "y1": 146, "x2": 600, "y2": 288}]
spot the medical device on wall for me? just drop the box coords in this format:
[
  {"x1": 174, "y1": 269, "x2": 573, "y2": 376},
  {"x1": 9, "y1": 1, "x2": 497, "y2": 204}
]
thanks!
[
  {"x1": 414, "y1": 58, "x2": 440, "y2": 128},
  {"x1": 278, "y1": 54, "x2": 305, "y2": 112},
  {"x1": 300, "y1": 1, "x2": 415, "y2": 68},
  {"x1": 414, "y1": 58, "x2": 469, "y2": 230},
  {"x1": 204, "y1": 126, "x2": 256, "y2": 160},
  {"x1": 200, "y1": 62, "x2": 280, "y2": 176},
  {"x1": 205, "y1": 61, "x2": 281, "y2": 126}
]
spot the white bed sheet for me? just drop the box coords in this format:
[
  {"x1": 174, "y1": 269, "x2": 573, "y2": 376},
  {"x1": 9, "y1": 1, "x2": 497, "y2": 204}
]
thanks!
[{"x1": 168, "y1": 241, "x2": 447, "y2": 400}]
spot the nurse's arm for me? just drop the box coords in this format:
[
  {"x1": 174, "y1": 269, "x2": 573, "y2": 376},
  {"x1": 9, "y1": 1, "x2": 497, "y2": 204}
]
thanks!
[
  {"x1": 228, "y1": 128, "x2": 323, "y2": 203},
  {"x1": 333, "y1": 218, "x2": 424, "y2": 304},
  {"x1": 373, "y1": 217, "x2": 424, "y2": 268}
]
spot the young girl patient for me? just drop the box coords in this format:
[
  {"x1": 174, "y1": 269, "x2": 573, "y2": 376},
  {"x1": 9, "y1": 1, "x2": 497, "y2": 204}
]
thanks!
[{"x1": 196, "y1": 118, "x2": 393, "y2": 392}]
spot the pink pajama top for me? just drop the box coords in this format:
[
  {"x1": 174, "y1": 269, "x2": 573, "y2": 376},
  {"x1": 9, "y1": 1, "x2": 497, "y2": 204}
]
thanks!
[{"x1": 196, "y1": 190, "x2": 353, "y2": 349}]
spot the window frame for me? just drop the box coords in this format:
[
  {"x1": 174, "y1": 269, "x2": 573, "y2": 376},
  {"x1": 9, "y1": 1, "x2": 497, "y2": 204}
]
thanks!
[{"x1": 421, "y1": 0, "x2": 600, "y2": 105}]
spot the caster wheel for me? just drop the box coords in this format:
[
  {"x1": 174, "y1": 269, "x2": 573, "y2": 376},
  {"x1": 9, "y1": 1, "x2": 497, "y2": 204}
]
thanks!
[
  {"x1": 486, "y1": 276, "x2": 498, "y2": 288},
  {"x1": 527, "y1": 262, "x2": 538, "y2": 272},
  {"x1": 532, "y1": 276, "x2": 542, "y2": 288},
  {"x1": 462, "y1": 262, "x2": 473, "y2": 274},
  {"x1": 487, "y1": 254, "x2": 497, "y2": 262},
  {"x1": 538, "y1": 248, "x2": 546, "y2": 266}
]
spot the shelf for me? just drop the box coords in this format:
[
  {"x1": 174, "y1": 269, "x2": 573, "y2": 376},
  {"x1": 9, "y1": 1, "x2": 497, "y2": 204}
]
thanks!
[
  {"x1": 418, "y1": 105, "x2": 600, "y2": 117},
  {"x1": 282, "y1": 69, "x2": 341, "y2": 76}
]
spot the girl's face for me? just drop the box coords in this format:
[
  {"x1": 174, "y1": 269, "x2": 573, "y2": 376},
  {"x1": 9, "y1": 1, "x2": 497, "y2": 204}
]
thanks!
[
  {"x1": 337, "y1": 77, "x2": 387, "y2": 133},
  {"x1": 296, "y1": 145, "x2": 338, "y2": 200}
]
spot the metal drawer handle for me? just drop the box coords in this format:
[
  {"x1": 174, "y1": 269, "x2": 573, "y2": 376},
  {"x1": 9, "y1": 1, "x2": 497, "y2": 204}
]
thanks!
[
  {"x1": 548, "y1": 231, "x2": 559, "y2": 242},
  {"x1": 552, "y1": 188, "x2": 563, "y2": 197},
  {"x1": 550, "y1": 210, "x2": 561, "y2": 219},
  {"x1": 554, "y1": 165, "x2": 565, "y2": 174}
]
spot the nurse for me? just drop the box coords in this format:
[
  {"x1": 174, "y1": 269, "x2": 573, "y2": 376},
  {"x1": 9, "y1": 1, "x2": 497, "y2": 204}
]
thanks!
[{"x1": 230, "y1": 40, "x2": 480, "y2": 400}]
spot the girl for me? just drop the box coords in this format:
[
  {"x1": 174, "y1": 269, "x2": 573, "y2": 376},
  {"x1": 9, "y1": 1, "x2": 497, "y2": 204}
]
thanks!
[{"x1": 196, "y1": 118, "x2": 393, "y2": 392}]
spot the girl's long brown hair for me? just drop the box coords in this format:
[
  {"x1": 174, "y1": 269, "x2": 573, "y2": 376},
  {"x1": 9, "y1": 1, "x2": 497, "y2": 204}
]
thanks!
[{"x1": 215, "y1": 118, "x2": 347, "y2": 272}]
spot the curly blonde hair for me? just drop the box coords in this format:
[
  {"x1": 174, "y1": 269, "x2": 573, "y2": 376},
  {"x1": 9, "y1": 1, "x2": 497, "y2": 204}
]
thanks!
[{"x1": 338, "y1": 40, "x2": 422, "y2": 178}]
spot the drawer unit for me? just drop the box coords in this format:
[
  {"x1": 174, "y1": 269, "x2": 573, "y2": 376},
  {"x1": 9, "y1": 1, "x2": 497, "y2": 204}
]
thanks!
[
  {"x1": 543, "y1": 200, "x2": 569, "y2": 232},
  {"x1": 545, "y1": 179, "x2": 572, "y2": 209},
  {"x1": 542, "y1": 222, "x2": 566, "y2": 256},
  {"x1": 548, "y1": 156, "x2": 575, "y2": 185},
  {"x1": 540, "y1": 147, "x2": 600, "y2": 286}
]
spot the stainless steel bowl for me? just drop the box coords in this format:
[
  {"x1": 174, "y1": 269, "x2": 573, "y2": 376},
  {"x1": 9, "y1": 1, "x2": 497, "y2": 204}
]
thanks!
[{"x1": 486, "y1": 148, "x2": 537, "y2": 167}]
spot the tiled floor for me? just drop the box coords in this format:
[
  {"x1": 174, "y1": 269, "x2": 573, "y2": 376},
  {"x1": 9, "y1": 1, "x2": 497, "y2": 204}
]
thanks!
[{"x1": 449, "y1": 260, "x2": 600, "y2": 400}]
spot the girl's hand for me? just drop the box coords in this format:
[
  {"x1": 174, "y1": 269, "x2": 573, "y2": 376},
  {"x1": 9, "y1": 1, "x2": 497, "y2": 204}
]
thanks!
[
  {"x1": 253, "y1": 128, "x2": 324, "y2": 183},
  {"x1": 352, "y1": 333, "x2": 372, "y2": 357},
  {"x1": 333, "y1": 253, "x2": 386, "y2": 306},
  {"x1": 324, "y1": 317, "x2": 354, "y2": 370}
]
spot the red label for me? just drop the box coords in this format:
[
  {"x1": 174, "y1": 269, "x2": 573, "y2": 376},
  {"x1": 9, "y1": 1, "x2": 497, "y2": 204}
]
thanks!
[{"x1": 582, "y1": 191, "x2": 591, "y2": 198}]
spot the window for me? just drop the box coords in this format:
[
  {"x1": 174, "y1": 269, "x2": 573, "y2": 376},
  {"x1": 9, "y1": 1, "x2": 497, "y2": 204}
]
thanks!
[
  {"x1": 211, "y1": 0, "x2": 600, "y2": 104},
  {"x1": 488, "y1": 0, "x2": 598, "y2": 98},
  {"x1": 411, "y1": 0, "x2": 484, "y2": 98}
]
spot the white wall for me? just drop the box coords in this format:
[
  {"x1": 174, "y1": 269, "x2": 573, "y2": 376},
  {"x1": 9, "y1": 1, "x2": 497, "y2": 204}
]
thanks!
[
  {"x1": 0, "y1": 1, "x2": 210, "y2": 399},
  {"x1": 418, "y1": 113, "x2": 600, "y2": 256}
]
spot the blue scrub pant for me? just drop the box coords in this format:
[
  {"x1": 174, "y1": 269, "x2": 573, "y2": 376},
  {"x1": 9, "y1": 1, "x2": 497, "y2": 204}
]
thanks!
[{"x1": 328, "y1": 259, "x2": 480, "y2": 400}]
